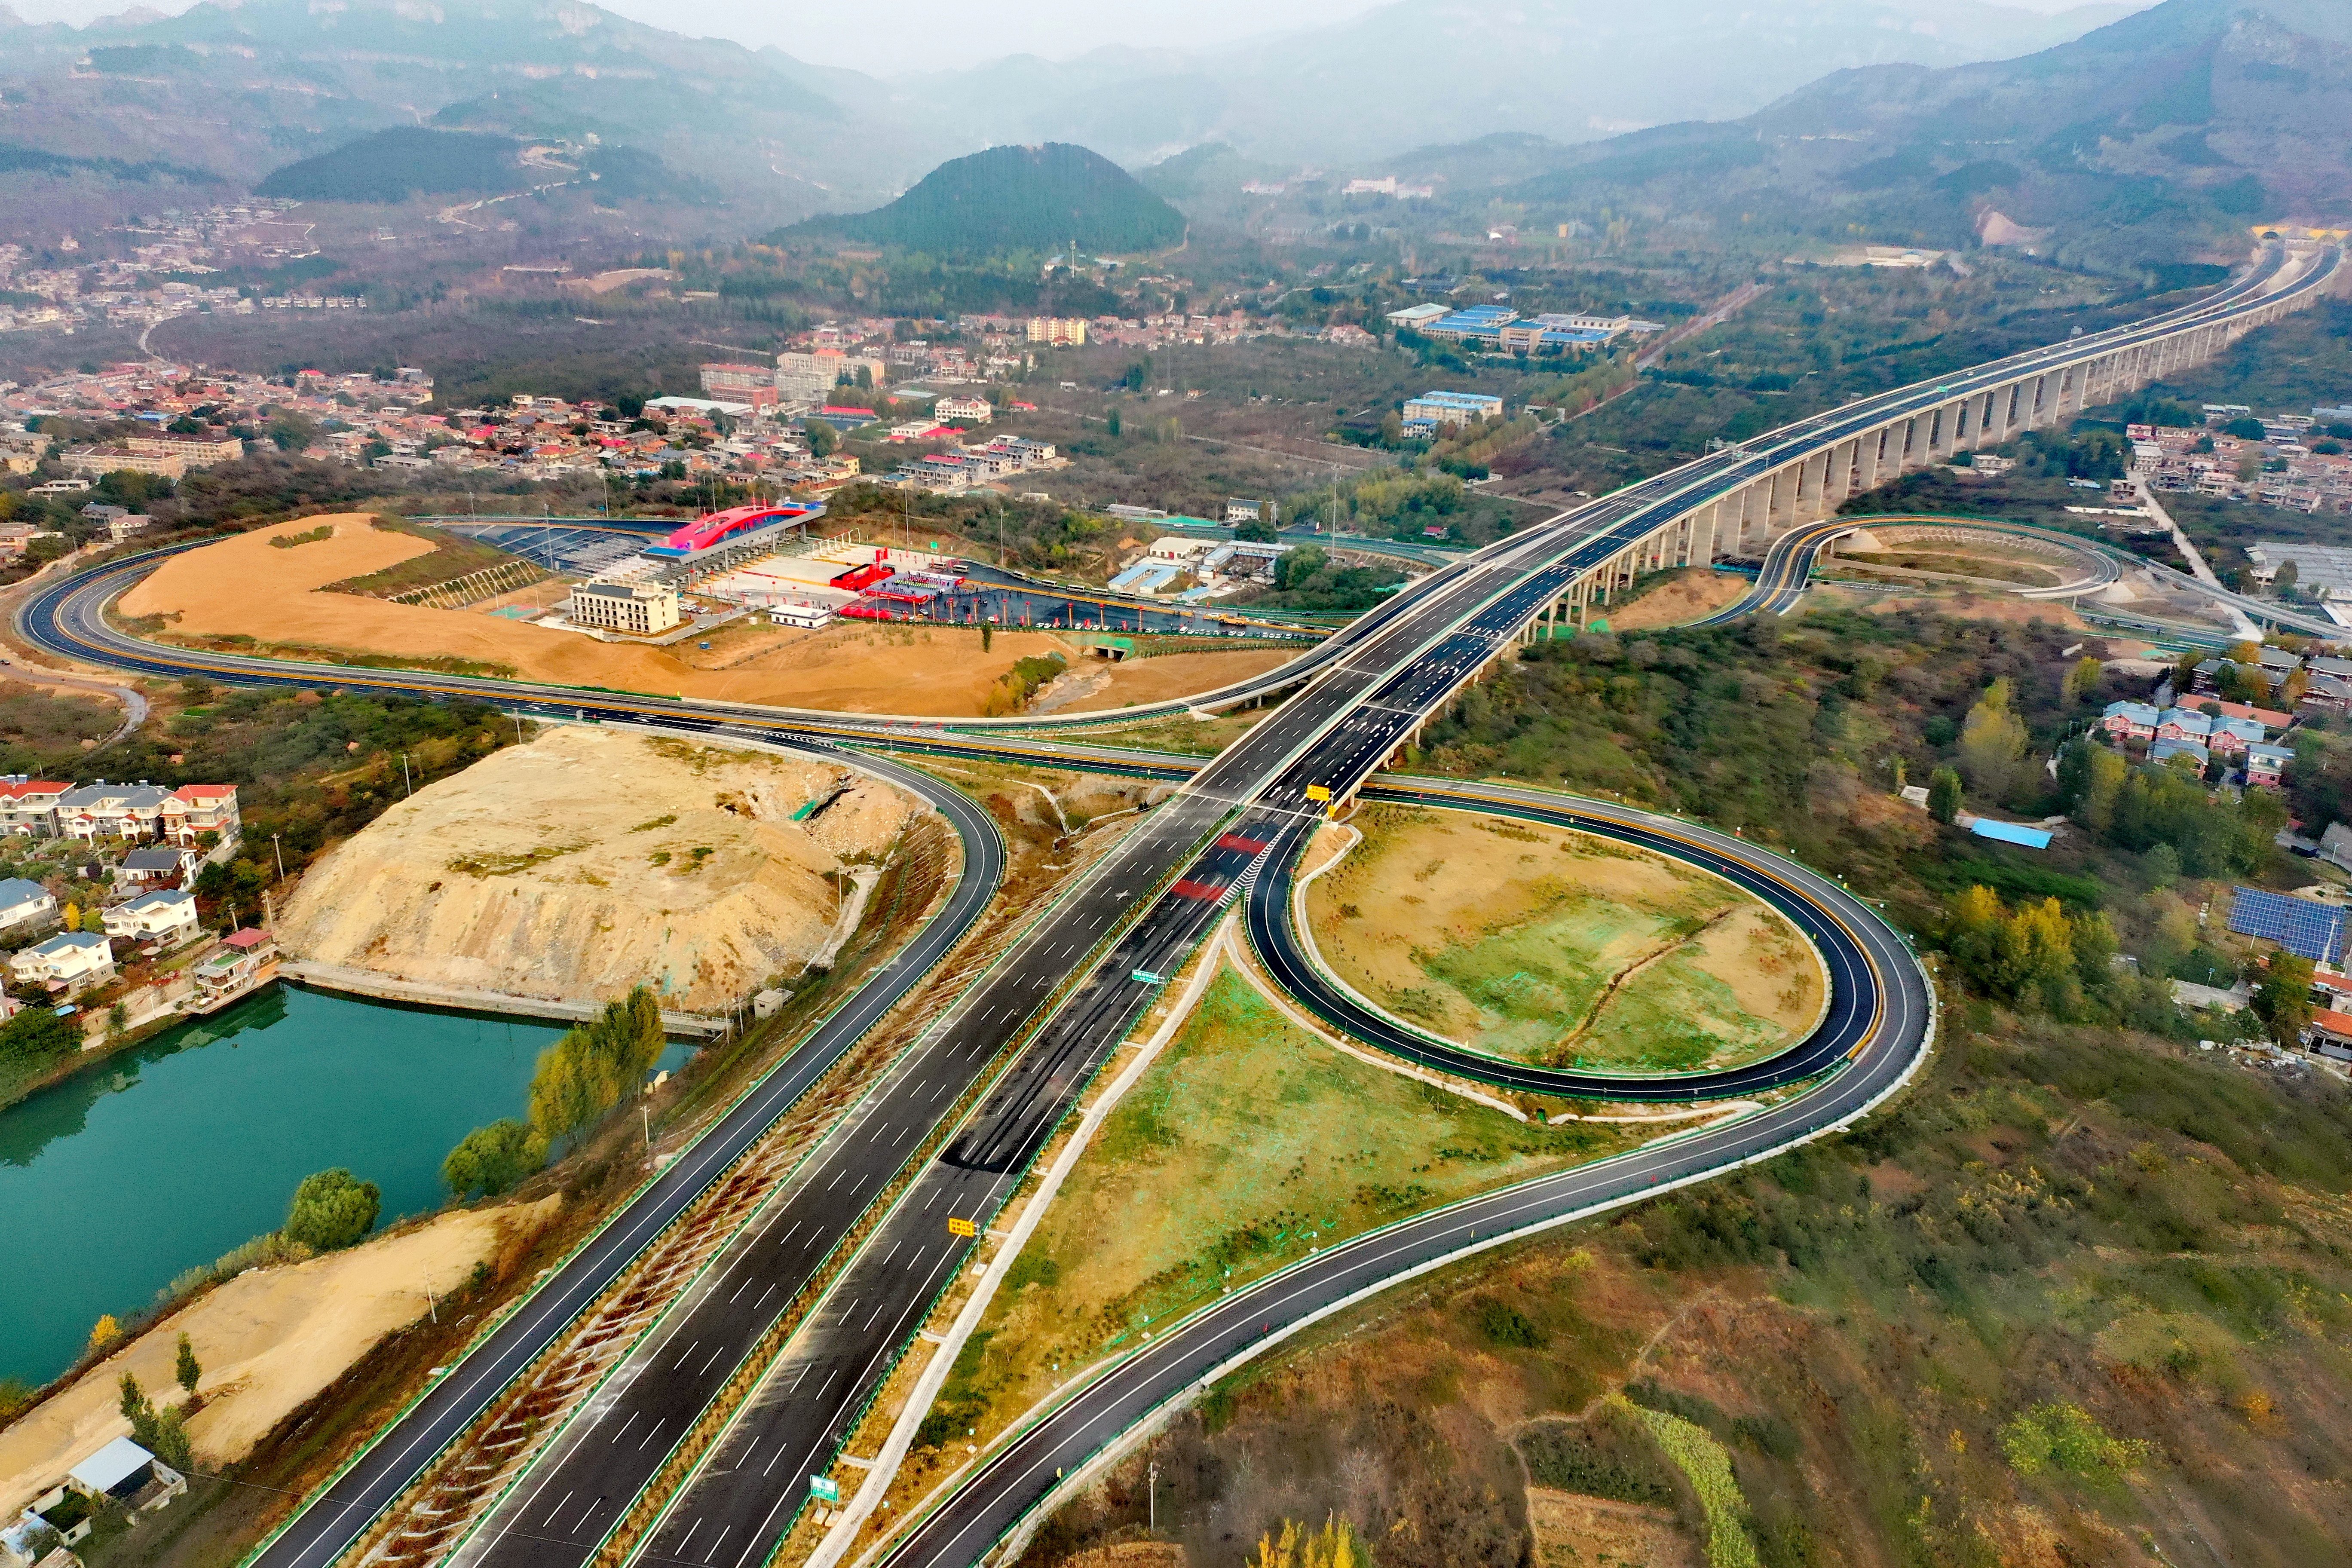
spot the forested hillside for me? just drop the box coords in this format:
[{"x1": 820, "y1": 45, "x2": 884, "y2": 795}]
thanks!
[
  {"x1": 783, "y1": 143, "x2": 1185, "y2": 256},
  {"x1": 256, "y1": 129, "x2": 523, "y2": 203}
]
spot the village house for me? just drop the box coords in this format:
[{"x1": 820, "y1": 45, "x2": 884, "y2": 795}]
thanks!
[
  {"x1": 2101, "y1": 700, "x2": 2159, "y2": 741},
  {"x1": 2154, "y1": 706, "x2": 2216, "y2": 746},
  {"x1": 2246, "y1": 742, "x2": 2293, "y2": 787},
  {"x1": 115, "y1": 845, "x2": 197, "y2": 887},
  {"x1": 102, "y1": 887, "x2": 200, "y2": 946},
  {"x1": 0, "y1": 876, "x2": 55, "y2": 930},
  {"x1": 0, "y1": 778, "x2": 69, "y2": 836},
  {"x1": 10, "y1": 931, "x2": 114, "y2": 992}
]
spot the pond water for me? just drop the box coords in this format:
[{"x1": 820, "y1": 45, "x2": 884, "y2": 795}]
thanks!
[{"x1": 0, "y1": 986, "x2": 686, "y2": 1387}]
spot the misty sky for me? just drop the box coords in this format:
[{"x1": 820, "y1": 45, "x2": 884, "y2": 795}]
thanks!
[
  {"x1": 7, "y1": 0, "x2": 2132, "y2": 72},
  {"x1": 8, "y1": 0, "x2": 1390, "y2": 69}
]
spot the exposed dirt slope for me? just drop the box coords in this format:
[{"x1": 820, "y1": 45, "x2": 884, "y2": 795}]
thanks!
[
  {"x1": 277, "y1": 727, "x2": 914, "y2": 1011},
  {"x1": 0, "y1": 1199, "x2": 557, "y2": 1516}
]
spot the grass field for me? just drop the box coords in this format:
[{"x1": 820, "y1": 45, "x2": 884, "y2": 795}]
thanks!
[
  {"x1": 1307, "y1": 806, "x2": 1820, "y2": 1072},
  {"x1": 922, "y1": 967, "x2": 1633, "y2": 1454}
]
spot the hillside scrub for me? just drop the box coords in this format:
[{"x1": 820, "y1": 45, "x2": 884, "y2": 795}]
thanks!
[{"x1": 1407, "y1": 607, "x2": 2298, "y2": 1028}]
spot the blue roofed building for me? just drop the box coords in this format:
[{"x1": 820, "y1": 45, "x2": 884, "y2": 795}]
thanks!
[{"x1": 1401, "y1": 390, "x2": 1505, "y2": 435}]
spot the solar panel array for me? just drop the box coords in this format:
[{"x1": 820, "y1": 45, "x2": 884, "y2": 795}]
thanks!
[{"x1": 2226, "y1": 885, "x2": 2346, "y2": 964}]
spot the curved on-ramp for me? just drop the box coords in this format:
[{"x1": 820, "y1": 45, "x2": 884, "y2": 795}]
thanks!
[{"x1": 867, "y1": 777, "x2": 1933, "y2": 1568}]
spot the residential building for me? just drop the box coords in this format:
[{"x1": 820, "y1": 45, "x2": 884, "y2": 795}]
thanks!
[
  {"x1": 116, "y1": 845, "x2": 196, "y2": 886},
  {"x1": 66, "y1": 1437, "x2": 183, "y2": 1511},
  {"x1": 568, "y1": 579, "x2": 682, "y2": 636},
  {"x1": 776, "y1": 350, "x2": 887, "y2": 403},
  {"x1": 60, "y1": 445, "x2": 187, "y2": 480},
  {"x1": 161, "y1": 783, "x2": 239, "y2": 845},
  {"x1": 104, "y1": 887, "x2": 199, "y2": 945},
  {"x1": 0, "y1": 876, "x2": 55, "y2": 928},
  {"x1": 699, "y1": 363, "x2": 777, "y2": 401},
  {"x1": 0, "y1": 1513, "x2": 76, "y2": 1568},
  {"x1": 125, "y1": 431, "x2": 242, "y2": 465},
  {"x1": 2154, "y1": 706, "x2": 2215, "y2": 746},
  {"x1": 0, "y1": 778, "x2": 69, "y2": 836},
  {"x1": 55, "y1": 782, "x2": 174, "y2": 840},
  {"x1": 2306, "y1": 1007, "x2": 2352, "y2": 1061},
  {"x1": 1025, "y1": 318, "x2": 1088, "y2": 347},
  {"x1": 2246, "y1": 742, "x2": 2293, "y2": 787},
  {"x1": 2100, "y1": 700, "x2": 2159, "y2": 741},
  {"x1": 2208, "y1": 715, "x2": 2265, "y2": 756},
  {"x1": 11, "y1": 931, "x2": 114, "y2": 991},
  {"x1": 2149, "y1": 737, "x2": 2210, "y2": 769},
  {"x1": 934, "y1": 395, "x2": 992, "y2": 424},
  {"x1": 190, "y1": 928, "x2": 278, "y2": 1013},
  {"x1": 1225, "y1": 499, "x2": 1267, "y2": 523},
  {"x1": 1402, "y1": 390, "x2": 1505, "y2": 431}
]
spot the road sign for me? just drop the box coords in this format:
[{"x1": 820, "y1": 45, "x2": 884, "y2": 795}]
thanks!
[
  {"x1": 947, "y1": 1216, "x2": 977, "y2": 1238},
  {"x1": 1304, "y1": 785, "x2": 1331, "y2": 802},
  {"x1": 1131, "y1": 969, "x2": 1165, "y2": 985},
  {"x1": 809, "y1": 1476, "x2": 841, "y2": 1503}
]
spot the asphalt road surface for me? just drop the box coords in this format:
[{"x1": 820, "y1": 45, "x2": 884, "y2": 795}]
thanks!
[{"x1": 871, "y1": 779, "x2": 1934, "y2": 1568}]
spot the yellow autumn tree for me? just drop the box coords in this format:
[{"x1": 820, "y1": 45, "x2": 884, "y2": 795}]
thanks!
[
  {"x1": 1247, "y1": 1516, "x2": 1366, "y2": 1568},
  {"x1": 88, "y1": 1314, "x2": 122, "y2": 1354}
]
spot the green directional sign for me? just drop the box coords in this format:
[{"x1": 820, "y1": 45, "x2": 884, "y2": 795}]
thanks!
[
  {"x1": 809, "y1": 1475, "x2": 841, "y2": 1503},
  {"x1": 1131, "y1": 969, "x2": 1165, "y2": 985}
]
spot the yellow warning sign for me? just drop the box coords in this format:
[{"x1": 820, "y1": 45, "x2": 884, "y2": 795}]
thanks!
[
  {"x1": 947, "y1": 1217, "x2": 978, "y2": 1238},
  {"x1": 1304, "y1": 785, "x2": 1331, "y2": 802}
]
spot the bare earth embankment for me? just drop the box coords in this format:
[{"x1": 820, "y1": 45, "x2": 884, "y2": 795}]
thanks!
[
  {"x1": 0, "y1": 1199, "x2": 558, "y2": 1517},
  {"x1": 278, "y1": 726, "x2": 913, "y2": 1011},
  {"x1": 117, "y1": 515, "x2": 1294, "y2": 716}
]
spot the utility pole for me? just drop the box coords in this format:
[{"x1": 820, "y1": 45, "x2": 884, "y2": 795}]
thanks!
[
  {"x1": 1148, "y1": 1457, "x2": 1157, "y2": 1534},
  {"x1": 401, "y1": 753, "x2": 413, "y2": 796},
  {"x1": 642, "y1": 1104, "x2": 652, "y2": 1151},
  {"x1": 270, "y1": 833, "x2": 285, "y2": 883}
]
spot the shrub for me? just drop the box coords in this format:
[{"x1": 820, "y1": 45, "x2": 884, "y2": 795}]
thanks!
[
  {"x1": 444, "y1": 1118, "x2": 549, "y2": 1198},
  {"x1": 283, "y1": 1167, "x2": 381, "y2": 1251},
  {"x1": 1998, "y1": 1402, "x2": 2148, "y2": 1483}
]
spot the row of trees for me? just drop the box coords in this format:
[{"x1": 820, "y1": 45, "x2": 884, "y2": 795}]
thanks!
[{"x1": 440, "y1": 986, "x2": 672, "y2": 1206}]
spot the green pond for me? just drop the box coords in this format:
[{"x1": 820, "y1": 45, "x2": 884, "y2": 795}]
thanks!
[{"x1": 0, "y1": 985, "x2": 687, "y2": 1388}]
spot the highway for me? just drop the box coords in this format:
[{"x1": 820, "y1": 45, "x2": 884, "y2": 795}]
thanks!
[
  {"x1": 214, "y1": 744, "x2": 1007, "y2": 1568},
  {"x1": 9, "y1": 244, "x2": 2328, "y2": 1568},
  {"x1": 442, "y1": 490, "x2": 1690, "y2": 1568},
  {"x1": 1700, "y1": 511, "x2": 2348, "y2": 637},
  {"x1": 870, "y1": 780, "x2": 1934, "y2": 1568}
]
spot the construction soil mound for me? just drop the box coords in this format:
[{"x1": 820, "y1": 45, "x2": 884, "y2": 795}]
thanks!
[
  {"x1": 277, "y1": 727, "x2": 915, "y2": 1011},
  {"x1": 0, "y1": 1199, "x2": 557, "y2": 1516},
  {"x1": 117, "y1": 514, "x2": 1295, "y2": 717}
]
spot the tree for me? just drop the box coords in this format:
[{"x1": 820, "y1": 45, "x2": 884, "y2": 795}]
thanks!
[
  {"x1": 89, "y1": 1315, "x2": 123, "y2": 1355},
  {"x1": 2057, "y1": 740, "x2": 2127, "y2": 835},
  {"x1": 2275, "y1": 559, "x2": 2300, "y2": 596},
  {"x1": 1246, "y1": 1517, "x2": 1364, "y2": 1568},
  {"x1": 979, "y1": 623, "x2": 993, "y2": 653},
  {"x1": 175, "y1": 1332, "x2": 200, "y2": 1399},
  {"x1": 0, "y1": 1005, "x2": 80, "y2": 1067},
  {"x1": 1232, "y1": 515, "x2": 1277, "y2": 543},
  {"x1": 1957, "y1": 678, "x2": 2031, "y2": 802},
  {"x1": 120, "y1": 1370, "x2": 147, "y2": 1422},
  {"x1": 2251, "y1": 949, "x2": 2316, "y2": 1047},
  {"x1": 283, "y1": 1167, "x2": 381, "y2": 1252},
  {"x1": 805, "y1": 420, "x2": 837, "y2": 459},
  {"x1": 527, "y1": 987, "x2": 668, "y2": 1149},
  {"x1": 2064, "y1": 656, "x2": 2103, "y2": 704},
  {"x1": 443, "y1": 1119, "x2": 548, "y2": 1200},
  {"x1": 1105, "y1": 408, "x2": 1122, "y2": 438},
  {"x1": 1926, "y1": 767, "x2": 1963, "y2": 824}
]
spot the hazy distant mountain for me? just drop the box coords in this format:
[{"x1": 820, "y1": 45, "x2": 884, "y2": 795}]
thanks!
[
  {"x1": 1404, "y1": 0, "x2": 2352, "y2": 268},
  {"x1": 893, "y1": 0, "x2": 2149, "y2": 165},
  {"x1": 783, "y1": 144, "x2": 1187, "y2": 256},
  {"x1": 0, "y1": 0, "x2": 2171, "y2": 234},
  {"x1": 0, "y1": 0, "x2": 938, "y2": 223}
]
